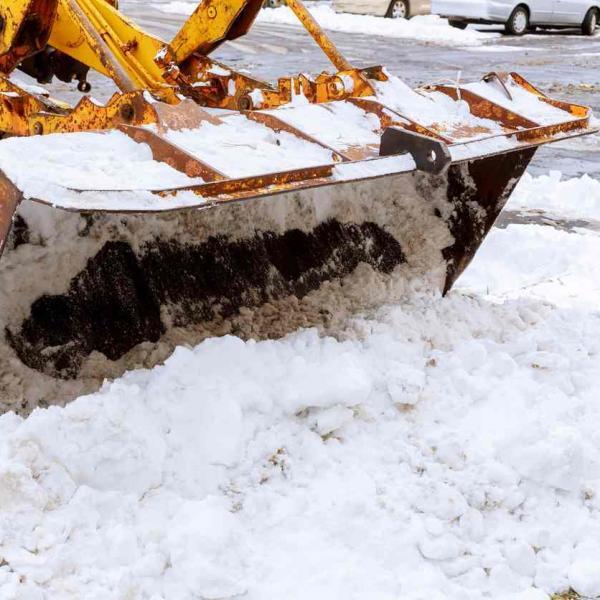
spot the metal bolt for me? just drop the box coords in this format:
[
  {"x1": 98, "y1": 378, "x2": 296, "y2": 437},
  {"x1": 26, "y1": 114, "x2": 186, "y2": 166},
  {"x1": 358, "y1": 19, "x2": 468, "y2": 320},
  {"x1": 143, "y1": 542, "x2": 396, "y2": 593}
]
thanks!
[
  {"x1": 207, "y1": 6, "x2": 217, "y2": 18},
  {"x1": 238, "y1": 95, "x2": 253, "y2": 111},
  {"x1": 119, "y1": 104, "x2": 135, "y2": 122}
]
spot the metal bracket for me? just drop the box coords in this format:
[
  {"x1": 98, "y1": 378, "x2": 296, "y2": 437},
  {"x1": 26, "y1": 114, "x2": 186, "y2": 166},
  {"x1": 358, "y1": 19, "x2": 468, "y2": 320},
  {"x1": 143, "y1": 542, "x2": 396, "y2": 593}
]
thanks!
[{"x1": 380, "y1": 127, "x2": 452, "y2": 175}]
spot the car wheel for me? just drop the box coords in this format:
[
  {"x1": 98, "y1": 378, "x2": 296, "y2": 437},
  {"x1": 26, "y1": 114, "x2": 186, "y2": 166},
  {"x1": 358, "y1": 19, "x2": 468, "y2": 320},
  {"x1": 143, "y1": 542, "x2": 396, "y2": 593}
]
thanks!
[
  {"x1": 386, "y1": 0, "x2": 409, "y2": 19},
  {"x1": 582, "y1": 8, "x2": 599, "y2": 35},
  {"x1": 448, "y1": 19, "x2": 468, "y2": 29},
  {"x1": 505, "y1": 5, "x2": 529, "y2": 35}
]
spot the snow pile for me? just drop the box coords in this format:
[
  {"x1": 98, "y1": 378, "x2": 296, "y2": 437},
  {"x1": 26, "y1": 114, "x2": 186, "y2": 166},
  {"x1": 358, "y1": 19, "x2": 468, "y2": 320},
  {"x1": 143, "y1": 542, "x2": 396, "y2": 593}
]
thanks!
[
  {"x1": 0, "y1": 131, "x2": 206, "y2": 211},
  {"x1": 1, "y1": 169, "x2": 600, "y2": 599},
  {"x1": 373, "y1": 75, "x2": 508, "y2": 141},
  {"x1": 257, "y1": 5, "x2": 497, "y2": 46},
  {"x1": 154, "y1": 1, "x2": 498, "y2": 46},
  {"x1": 459, "y1": 221, "x2": 600, "y2": 309},
  {"x1": 2, "y1": 292, "x2": 600, "y2": 599},
  {"x1": 0, "y1": 130, "x2": 202, "y2": 191},
  {"x1": 458, "y1": 170, "x2": 600, "y2": 308},
  {"x1": 509, "y1": 170, "x2": 600, "y2": 221}
]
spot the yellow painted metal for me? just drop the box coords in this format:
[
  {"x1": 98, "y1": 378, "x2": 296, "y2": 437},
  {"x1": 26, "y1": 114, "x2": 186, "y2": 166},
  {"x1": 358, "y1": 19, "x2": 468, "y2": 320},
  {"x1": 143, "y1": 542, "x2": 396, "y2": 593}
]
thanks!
[
  {"x1": 0, "y1": 0, "x2": 53, "y2": 54},
  {"x1": 49, "y1": 0, "x2": 173, "y2": 96},
  {"x1": 170, "y1": 0, "x2": 251, "y2": 63},
  {"x1": 0, "y1": 0, "x2": 57, "y2": 72},
  {"x1": 285, "y1": 0, "x2": 351, "y2": 72},
  {"x1": 0, "y1": 0, "x2": 380, "y2": 134}
]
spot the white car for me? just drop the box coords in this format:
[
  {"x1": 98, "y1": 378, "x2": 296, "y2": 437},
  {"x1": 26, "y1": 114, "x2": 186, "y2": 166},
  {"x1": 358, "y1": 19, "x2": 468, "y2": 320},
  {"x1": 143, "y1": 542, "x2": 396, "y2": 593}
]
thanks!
[
  {"x1": 431, "y1": 0, "x2": 600, "y2": 34},
  {"x1": 333, "y1": 0, "x2": 430, "y2": 19}
]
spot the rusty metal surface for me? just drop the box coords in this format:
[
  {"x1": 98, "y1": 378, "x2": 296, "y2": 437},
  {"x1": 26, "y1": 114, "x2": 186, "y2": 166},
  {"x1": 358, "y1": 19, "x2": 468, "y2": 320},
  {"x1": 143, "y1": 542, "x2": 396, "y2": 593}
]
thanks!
[
  {"x1": 443, "y1": 146, "x2": 537, "y2": 293},
  {"x1": 0, "y1": 171, "x2": 23, "y2": 259},
  {"x1": 0, "y1": 0, "x2": 58, "y2": 74},
  {"x1": 152, "y1": 99, "x2": 223, "y2": 131},
  {"x1": 29, "y1": 92, "x2": 156, "y2": 135},
  {"x1": 140, "y1": 163, "x2": 335, "y2": 200}
]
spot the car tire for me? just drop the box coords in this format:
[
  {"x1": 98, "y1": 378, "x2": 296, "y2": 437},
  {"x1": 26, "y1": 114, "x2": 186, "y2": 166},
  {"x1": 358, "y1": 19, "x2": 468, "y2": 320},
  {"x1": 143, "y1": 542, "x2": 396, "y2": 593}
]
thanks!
[
  {"x1": 386, "y1": 0, "x2": 409, "y2": 19},
  {"x1": 448, "y1": 19, "x2": 468, "y2": 29},
  {"x1": 505, "y1": 5, "x2": 529, "y2": 35},
  {"x1": 582, "y1": 8, "x2": 599, "y2": 35}
]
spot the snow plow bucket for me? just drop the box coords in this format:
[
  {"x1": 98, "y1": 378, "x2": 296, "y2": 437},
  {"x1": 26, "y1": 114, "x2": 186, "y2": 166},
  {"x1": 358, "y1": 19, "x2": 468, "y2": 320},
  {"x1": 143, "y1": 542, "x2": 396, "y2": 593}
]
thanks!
[{"x1": 0, "y1": 71, "x2": 595, "y2": 405}]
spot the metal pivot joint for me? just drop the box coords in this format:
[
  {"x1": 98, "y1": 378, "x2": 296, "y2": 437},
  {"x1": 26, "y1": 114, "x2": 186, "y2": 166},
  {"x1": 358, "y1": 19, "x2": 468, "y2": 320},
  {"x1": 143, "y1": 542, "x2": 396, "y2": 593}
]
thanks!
[{"x1": 380, "y1": 127, "x2": 452, "y2": 175}]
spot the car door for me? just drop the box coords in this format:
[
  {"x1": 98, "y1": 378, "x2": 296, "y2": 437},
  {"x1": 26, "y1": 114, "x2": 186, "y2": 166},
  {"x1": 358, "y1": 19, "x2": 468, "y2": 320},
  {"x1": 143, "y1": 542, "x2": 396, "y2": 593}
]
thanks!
[
  {"x1": 527, "y1": 0, "x2": 558, "y2": 23},
  {"x1": 334, "y1": 0, "x2": 383, "y2": 16},
  {"x1": 552, "y1": 0, "x2": 587, "y2": 23}
]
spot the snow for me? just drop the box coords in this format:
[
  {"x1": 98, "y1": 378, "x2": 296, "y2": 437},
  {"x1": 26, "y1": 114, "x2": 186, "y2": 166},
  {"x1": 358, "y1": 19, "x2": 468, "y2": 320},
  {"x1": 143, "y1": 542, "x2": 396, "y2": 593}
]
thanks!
[
  {"x1": 159, "y1": 113, "x2": 335, "y2": 177},
  {"x1": 154, "y1": 2, "x2": 499, "y2": 47},
  {"x1": 458, "y1": 220, "x2": 600, "y2": 309},
  {"x1": 332, "y1": 154, "x2": 416, "y2": 179},
  {"x1": 258, "y1": 5, "x2": 498, "y2": 46},
  {"x1": 373, "y1": 74, "x2": 510, "y2": 141},
  {"x1": 0, "y1": 131, "x2": 207, "y2": 211},
  {"x1": 509, "y1": 170, "x2": 600, "y2": 221},
  {"x1": 0, "y1": 131, "x2": 202, "y2": 191},
  {"x1": 464, "y1": 77, "x2": 579, "y2": 126},
  {"x1": 455, "y1": 170, "x2": 600, "y2": 311},
  {"x1": 1, "y1": 169, "x2": 600, "y2": 598},
  {"x1": 264, "y1": 101, "x2": 382, "y2": 151}
]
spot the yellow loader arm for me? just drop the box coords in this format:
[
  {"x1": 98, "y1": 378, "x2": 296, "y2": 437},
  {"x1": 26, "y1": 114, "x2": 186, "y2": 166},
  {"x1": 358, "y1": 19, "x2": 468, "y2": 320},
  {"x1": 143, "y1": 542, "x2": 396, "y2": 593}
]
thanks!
[{"x1": 0, "y1": 0, "x2": 377, "y2": 136}]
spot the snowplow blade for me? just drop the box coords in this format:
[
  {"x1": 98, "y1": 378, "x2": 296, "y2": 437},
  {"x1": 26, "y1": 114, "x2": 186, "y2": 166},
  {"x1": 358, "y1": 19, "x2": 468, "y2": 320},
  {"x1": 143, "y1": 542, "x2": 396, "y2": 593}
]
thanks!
[{"x1": 0, "y1": 71, "x2": 595, "y2": 405}]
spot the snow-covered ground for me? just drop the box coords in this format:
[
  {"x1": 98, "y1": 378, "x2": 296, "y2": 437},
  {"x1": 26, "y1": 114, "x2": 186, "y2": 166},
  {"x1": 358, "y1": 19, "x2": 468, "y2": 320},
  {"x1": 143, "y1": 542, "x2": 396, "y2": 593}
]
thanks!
[
  {"x1": 1, "y1": 168, "x2": 600, "y2": 599},
  {"x1": 154, "y1": 1, "x2": 499, "y2": 46}
]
